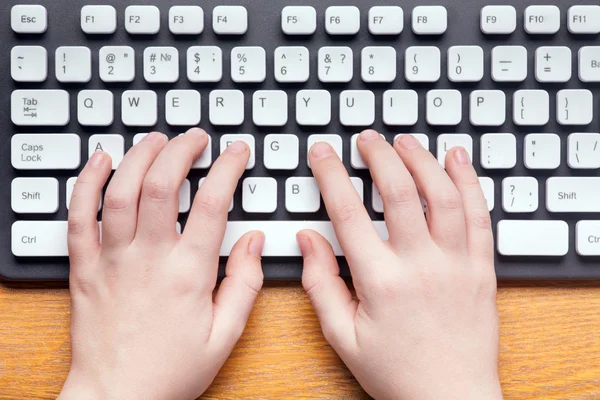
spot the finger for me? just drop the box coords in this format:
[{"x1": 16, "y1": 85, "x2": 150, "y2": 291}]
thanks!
[
  {"x1": 136, "y1": 128, "x2": 208, "y2": 246},
  {"x1": 356, "y1": 130, "x2": 430, "y2": 250},
  {"x1": 394, "y1": 135, "x2": 467, "y2": 251},
  {"x1": 182, "y1": 141, "x2": 249, "y2": 265},
  {"x1": 298, "y1": 230, "x2": 357, "y2": 353},
  {"x1": 68, "y1": 152, "x2": 112, "y2": 267},
  {"x1": 101, "y1": 132, "x2": 168, "y2": 249},
  {"x1": 445, "y1": 147, "x2": 494, "y2": 263},
  {"x1": 210, "y1": 231, "x2": 264, "y2": 351}
]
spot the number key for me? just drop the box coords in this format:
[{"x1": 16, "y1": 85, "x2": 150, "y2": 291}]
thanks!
[
  {"x1": 318, "y1": 47, "x2": 353, "y2": 83},
  {"x1": 99, "y1": 46, "x2": 135, "y2": 82},
  {"x1": 275, "y1": 47, "x2": 309, "y2": 83},
  {"x1": 361, "y1": 47, "x2": 396, "y2": 83},
  {"x1": 231, "y1": 47, "x2": 266, "y2": 83}
]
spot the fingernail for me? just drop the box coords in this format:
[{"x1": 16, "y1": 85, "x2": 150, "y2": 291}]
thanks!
[
  {"x1": 187, "y1": 127, "x2": 207, "y2": 139},
  {"x1": 90, "y1": 152, "x2": 106, "y2": 168},
  {"x1": 297, "y1": 234, "x2": 313, "y2": 258},
  {"x1": 397, "y1": 134, "x2": 420, "y2": 149},
  {"x1": 454, "y1": 147, "x2": 470, "y2": 165},
  {"x1": 228, "y1": 141, "x2": 248, "y2": 154},
  {"x1": 310, "y1": 142, "x2": 334, "y2": 159},
  {"x1": 248, "y1": 232, "x2": 265, "y2": 258},
  {"x1": 359, "y1": 130, "x2": 380, "y2": 141}
]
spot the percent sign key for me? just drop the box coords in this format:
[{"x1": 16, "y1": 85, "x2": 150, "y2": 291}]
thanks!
[{"x1": 232, "y1": 47, "x2": 266, "y2": 82}]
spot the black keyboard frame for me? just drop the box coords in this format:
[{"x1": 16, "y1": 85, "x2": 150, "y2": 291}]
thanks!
[{"x1": 2, "y1": 0, "x2": 600, "y2": 281}]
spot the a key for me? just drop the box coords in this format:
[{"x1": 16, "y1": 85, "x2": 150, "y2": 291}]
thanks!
[
  {"x1": 469, "y1": 90, "x2": 506, "y2": 126},
  {"x1": 325, "y1": 6, "x2": 360, "y2": 35},
  {"x1": 66, "y1": 177, "x2": 102, "y2": 211},
  {"x1": 121, "y1": 91, "x2": 157, "y2": 127},
  {"x1": 568, "y1": 133, "x2": 600, "y2": 169},
  {"x1": 547, "y1": 178, "x2": 600, "y2": 213},
  {"x1": 568, "y1": 5, "x2": 600, "y2": 34},
  {"x1": 502, "y1": 177, "x2": 538, "y2": 213},
  {"x1": 437, "y1": 134, "x2": 473, "y2": 167},
  {"x1": 282, "y1": 6, "x2": 317, "y2": 35},
  {"x1": 576, "y1": 221, "x2": 600, "y2": 256},
  {"x1": 525, "y1": 5, "x2": 560, "y2": 34},
  {"x1": 524, "y1": 133, "x2": 561, "y2": 170},
  {"x1": 169, "y1": 6, "x2": 203, "y2": 35},
  {"x1": 448, "y1": 46, "x2": 484, "y2": 82},
  {"x1": 11, "y1": 5, "x2": 47, "y2": 34},
  {"x1": 405, "y1": 47, "x2": 441, "y2": 83},
  {"x1": 351, "y1": 133, "x2": 387, "y2": 169},
  {"x1": 89, "y1": 134, "x2": 124, "y2": 169},
  {"x1": 264, "y1": 134, "x2": 299, "y2": 170},
  {"x1": 125, "y1": 5, "x2": 160, "y2": 34},
  {"x1": 220, "y1": 134, "x2": 255, "y2": 169},
  {"x1": 307, "y1": 135, "x2": 342, "y2": 168},
  {"x1": 318, "y1": 47, "x2": 353, "y2": 83},
  {"x1": 187, "y1": 46, "x2": 223, "y2": 83},
  {"x1": 11, "y1": 134, "x2": 81, "y2": 170},
  {"x1": 296, "y1": 90, "x2": 331, "y2": 126},
  {"x1": 11, "y1": 46, "x2": 47, "y2": 82},
  {"x1": 275, "y1": 46, "x2": 310, "y2": 83},
  {"x1": 213, "y1": 6, "x2": 248, "y2": 35},
  {"x1": 492, "y1": 46, "x2": 527, "y2": 82},
  {"x1": 11, "y1": 178, "x2": 59, "y2": 214},
  {"x1": 479, "y1": 177, "x2": 495, "y2": 211},
  {"x1": 231, "y1": 47, "x2": 266, "y2": 83},
  {"x1": 144, "y1": 47, "x2": 179, "y2": 83},
  {"x1": 412, "y1": 6, "x2": 447, "y2": 35},
  {"x1": 480, "y1": 133, "x2": 517, "y2": 169},
  {"x1": 56, "y1": 46, "x2": 92, "y2": 83},
  {"x1": 198, "y1": 178, "x2": 233, "y2": 212},
  {"x1": 340, "y1": 90, "x2": 375, "y2": 127},
  {"x1": 285, "y1": 177, "x2": 320, "y2": 213},
  {"x1": 372, "y1": 183, "x2": 384, "y2": 213},
  {"x1": 535, "y1": 46, "x2": 571, "y2": 83},
  {"x1": 497, "y1": 220, "x2": 568, "y2": 256},
  {"x1": 426, "y1": 90, "x2": 462, "y2": 126},
  {"x1": 351, "y1": 178, "x2": 364, "y2": 202},
  {"x1": 243, "y1": 178, "x2": 278, "y2": 213},
  {"x1": 191, "y1": 134, "x2": 211, "y2": 169},
  {"x1": 557, "y1": 90, "x2": 593, "y2": 126},
  {"x1": 178, "y1": 180, "x2": 191, "y2": 213},
  {"x1": 480, "y1": 5, "x2": 516, "y2": 34},
  {"x1": 165, "y1": 90, "x2": 201, "y2": 126},
  {"x1": 78, "y1": 90, "x2": 114, "y2": 127},
  {"x1": 578, "y1": 47, "x2": 600, "y2": 82},
  {"x1": 513, "y1": 90, "x2": 549, "y2": 126},
  {"x1": 12, "y1": 221, "x2": 69, "y2": 257},
  {"x1": 81, "y1": 5, "x2": 117, "y2": 34},
  {"x1": 11, "y1": 90, "x2": 69, "y2": 126},
  {"x1": 368, "y1": 6, "x2": 403, "y2": 35},
  {"x1": 209, "y1": 90, "x2": 244, "y2": 126},
  {"x1": 361, "y1": 47, "x2": 397, "y2": 83},
  {"x1": 253, "y1": 90, "x2": 288, "y2": 127},
  {"x1": 99, "y1": 46, "x2": 135, "y2": 82},
  {"x1": 383, "y1": 90, "x2": 418, "y2": 126}
]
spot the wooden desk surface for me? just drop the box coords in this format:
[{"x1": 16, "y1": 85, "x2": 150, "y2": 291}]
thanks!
[{"x1": 1, "y1": 281, "x2": 600, "y2": 400}]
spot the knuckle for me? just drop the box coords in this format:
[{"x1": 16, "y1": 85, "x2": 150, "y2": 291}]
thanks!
[
  {"x1": 142, "y1": 177, "x2": 174, "y2": 201},
  {"x1": 332, "y1": 200, "x2": 361, "y2": 224},
  {"x1": 68, "y1": 215, "x2": 89, "y2": 235},
  {"x1": 433, "y1": 189, "x2": 463, "y2": 212},
  {"x1": 381, "y1": 183, "x2": 418, "y2": 207},
  {"x1": 469, "y1": 209, "x2": 492, "y2": 231},
  {"x1": 194, "y1": 193, "x2": 228, "y2": 220},
  {"x1": 103, "y1": 191, "x2": 133, "y2": 211}
]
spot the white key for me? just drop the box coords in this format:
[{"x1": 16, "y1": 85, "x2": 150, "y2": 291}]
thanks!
[
  {"x1": 480, "y1": 5, "x2": 517, "y2": 34},
  {"x1": 178, "y1": 180, "x2": 191, "y2": 213},
  {"x1": 383, "y1": 90, "x2": 418, "y2": 126},
  {"x1": 307, "y1": 134, "x2": 342, "y2": 168},
  {"x1": 372, "y1": 183, "x2": 384, "y2": 213},
  {"x1": 492, "y1": 46, "x2": 527, "y2": 82},
  {"x1": 99, "y1": 46, "x2": 135, "y2": 82},
  {"x1": 243, "y1": 178, "x2": 277, "y2": 213},
  {"x1": 479, "y1": 177, "x2": 495, "y2": 211},
  {"x1": 502, "y1": 177, "x2": 538, "y2": 213},
  {"x1": 11, "y1": 5, "x2": 47, "y2": 34},
  {"x1": 557, "y1": 90, "x2": 593, "y2": 126},
  {"x1": 166, "y1": 90, "x2": 201, "y2": 126},
  {"x1": 525, "y1": 5, "x2": 560, "y2": 34},
  {"x1": 412, "y1": 6, "x2": 447, "y2": 35},
  {"x1": 405, "y1": 47, "x2": 441, "y2": 83},
  {"x1": 12, "y1": 221, "x2": 68, "y2": 257},
  {"x1": 81, "y1": 5, "x2": 117, "y2": 34},
  {"x1": 285, "y1": 178, "x2": 320, "y2": 213},
  {"x1": 198, "y1": 178, "x2": 233, "y2": 212},
  {"x1": 11, "y1": 134, "x2": 81, "y2": 170},
  {"x1": 11, "y1": 178, "x2": 59, "y2": 214},
  {"x1": 125, "y1": 6, "x2": 160, "y2": 34},
  {"x1": 282, "y1": 6, "x2": 317, "y2": 35},
  {"x1": 296, "y1": 90, "x2": 331, "y2": 126},
  {"x1": 89, "y1": 134, "x2": 124, "y2": 169},
  {"x1": 351, "y1": 133, "x2": 387, "y2": 169},
  {"x1": 264, "y1": 134, "x2": 299, "y2": 170},
  {"x1": 576, "y1": 221, "x2": 600, "y2": 256},
  {"x1": 169, "y1": 6, "x2": 203, "y2": 35},
  {"x1": 368, "y1": 6, "x2": 403, "y2": 35},
  {"x1": 481, "y1": 133, "x2": 517, "y2": 169},
  {"x1": 191, "y1": 134, "x2": 211, "y2": 169},
  {"x1": 497, "y1": 220, "x2": 568, "y2": 256},
  {"x1": 568, "y1": 6, "x2": 600, "y2": 34},
  {"x1": 56, "y1": 46, "x2": 92, "y2": 83},
  {"x1": 325, "y1": 6, "x2": 360, "y2": 35},
  {"x1": 11, "y1": 46, "x2": 47, "y2": 82},
  {"x1": 78, "y1": 90, "x2": 114, "y2": 127},
  {"x1": 220, "y1": 134, "x2": 255, "y2": 169},
  {"x1": 448, "y1": 46, "x2": 484, "y2": 82},
  {"x1": 524, "y1": 133, "x2": 561, "y2": 170},
  {"x1": 122, "y1": 91, "x2": 157, "y2": 127},
  {"x1": 213, "y1": 6, "x2": 248, "y2": 35},
  {"x1": 437, "y1": 134, "x2": 473, "y2": 167},
  {"x1": 547, "y1": 178, "x2": 600, "y2": 213},
  {"x1": 11, "y1": 90, "x2": 69, "y2": 126},
  {"x1": 253, "y1": 91, "x2": 288, "y2": 126},
  {"x1": 340, "y1": 91, "x2": 375, "y2": 126},
  {"x1": 568, "y1": 133, "x2": 600, "y2": 169},
  {"x1": 66, "y1": 177, "x2": 101, "y2": 211},
  {"x1": 144, "y1": 47, "x2": 179, "y2": 83},
  {"x1": 469, "y1": 90, "x2": 506, "y2": 126},
  {"x1": 513, "y1": 90, "x2": 549, "y2": 126},
  {"x1": 535, "y1": 47, "x2": 571, "y2": 83},
  {"x1": 318, "y1": 47, "x2": 353, "y2": 83},
  {"x1": 231, "y1": 47, "x2": 266, "y2": 83},
  {"x1": 361, "y1": 47, "x2": 396, "y2": 83},
  {"x1": 187, "y1": 46, "x2": 223, "y2": 83},
  {"x1": 209, "y1": 90, "x2": 244, "y2": 126},
  {"x1": 133, "y1": 134, "x2": 148, "y2": 146},
  {"x1": 351, "y1": 177, "x2": 364, "y2": 202},
  {"x1": 578, "y1": 46, "x2": 600, "y2": 82},
  {"x1": 394, "y1": 134, "x2": 430, "y2": 151},
  {"x1": 426, "y1": 90, "x2": 462, "y2": 126},
  {"x1": 275, "y1": 46, "x2": 310, "y2": 83}
]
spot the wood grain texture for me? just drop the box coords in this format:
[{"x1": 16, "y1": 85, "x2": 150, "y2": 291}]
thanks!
[{"x1": 1, "y1": 281, "x2": 600, "y2": 400}]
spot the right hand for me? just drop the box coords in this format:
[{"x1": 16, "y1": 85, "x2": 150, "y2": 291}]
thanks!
[{"x1": 298, "y1": 131, "x2": 502, "y2": 400}]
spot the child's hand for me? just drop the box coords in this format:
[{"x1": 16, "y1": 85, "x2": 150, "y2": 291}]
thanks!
[
  {"x1": 298, "y1": 131, "x2": 502, "y2": 400},
  {"x1": 58, "y1": 129, "x2": 264, "y2": 400}
]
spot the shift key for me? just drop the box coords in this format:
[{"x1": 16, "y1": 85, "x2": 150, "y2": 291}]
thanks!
[
  {"x1": 546, "y1": 177, "x2": 600, "y2": 212},
  {"x1": 11, "y1": 90, "x2": 70, "y2": 126}
]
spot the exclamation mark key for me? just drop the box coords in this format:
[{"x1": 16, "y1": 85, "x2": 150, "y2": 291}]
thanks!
[{"x1": 55, "y1": 46, "x2": 92, "y2": 83}]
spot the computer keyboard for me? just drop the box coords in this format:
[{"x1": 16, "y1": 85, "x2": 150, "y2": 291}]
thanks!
[{"x1": 2, "y1": 0, "x2": 600, "y2": 281}]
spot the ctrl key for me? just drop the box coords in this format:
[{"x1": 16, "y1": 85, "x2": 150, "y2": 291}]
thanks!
[
  {"x1": 12, "y1": 221, "x2": 68, "y2": 257},
  {"x1": 576, "y1": 221, "x2": 600, "y2": 256}
]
